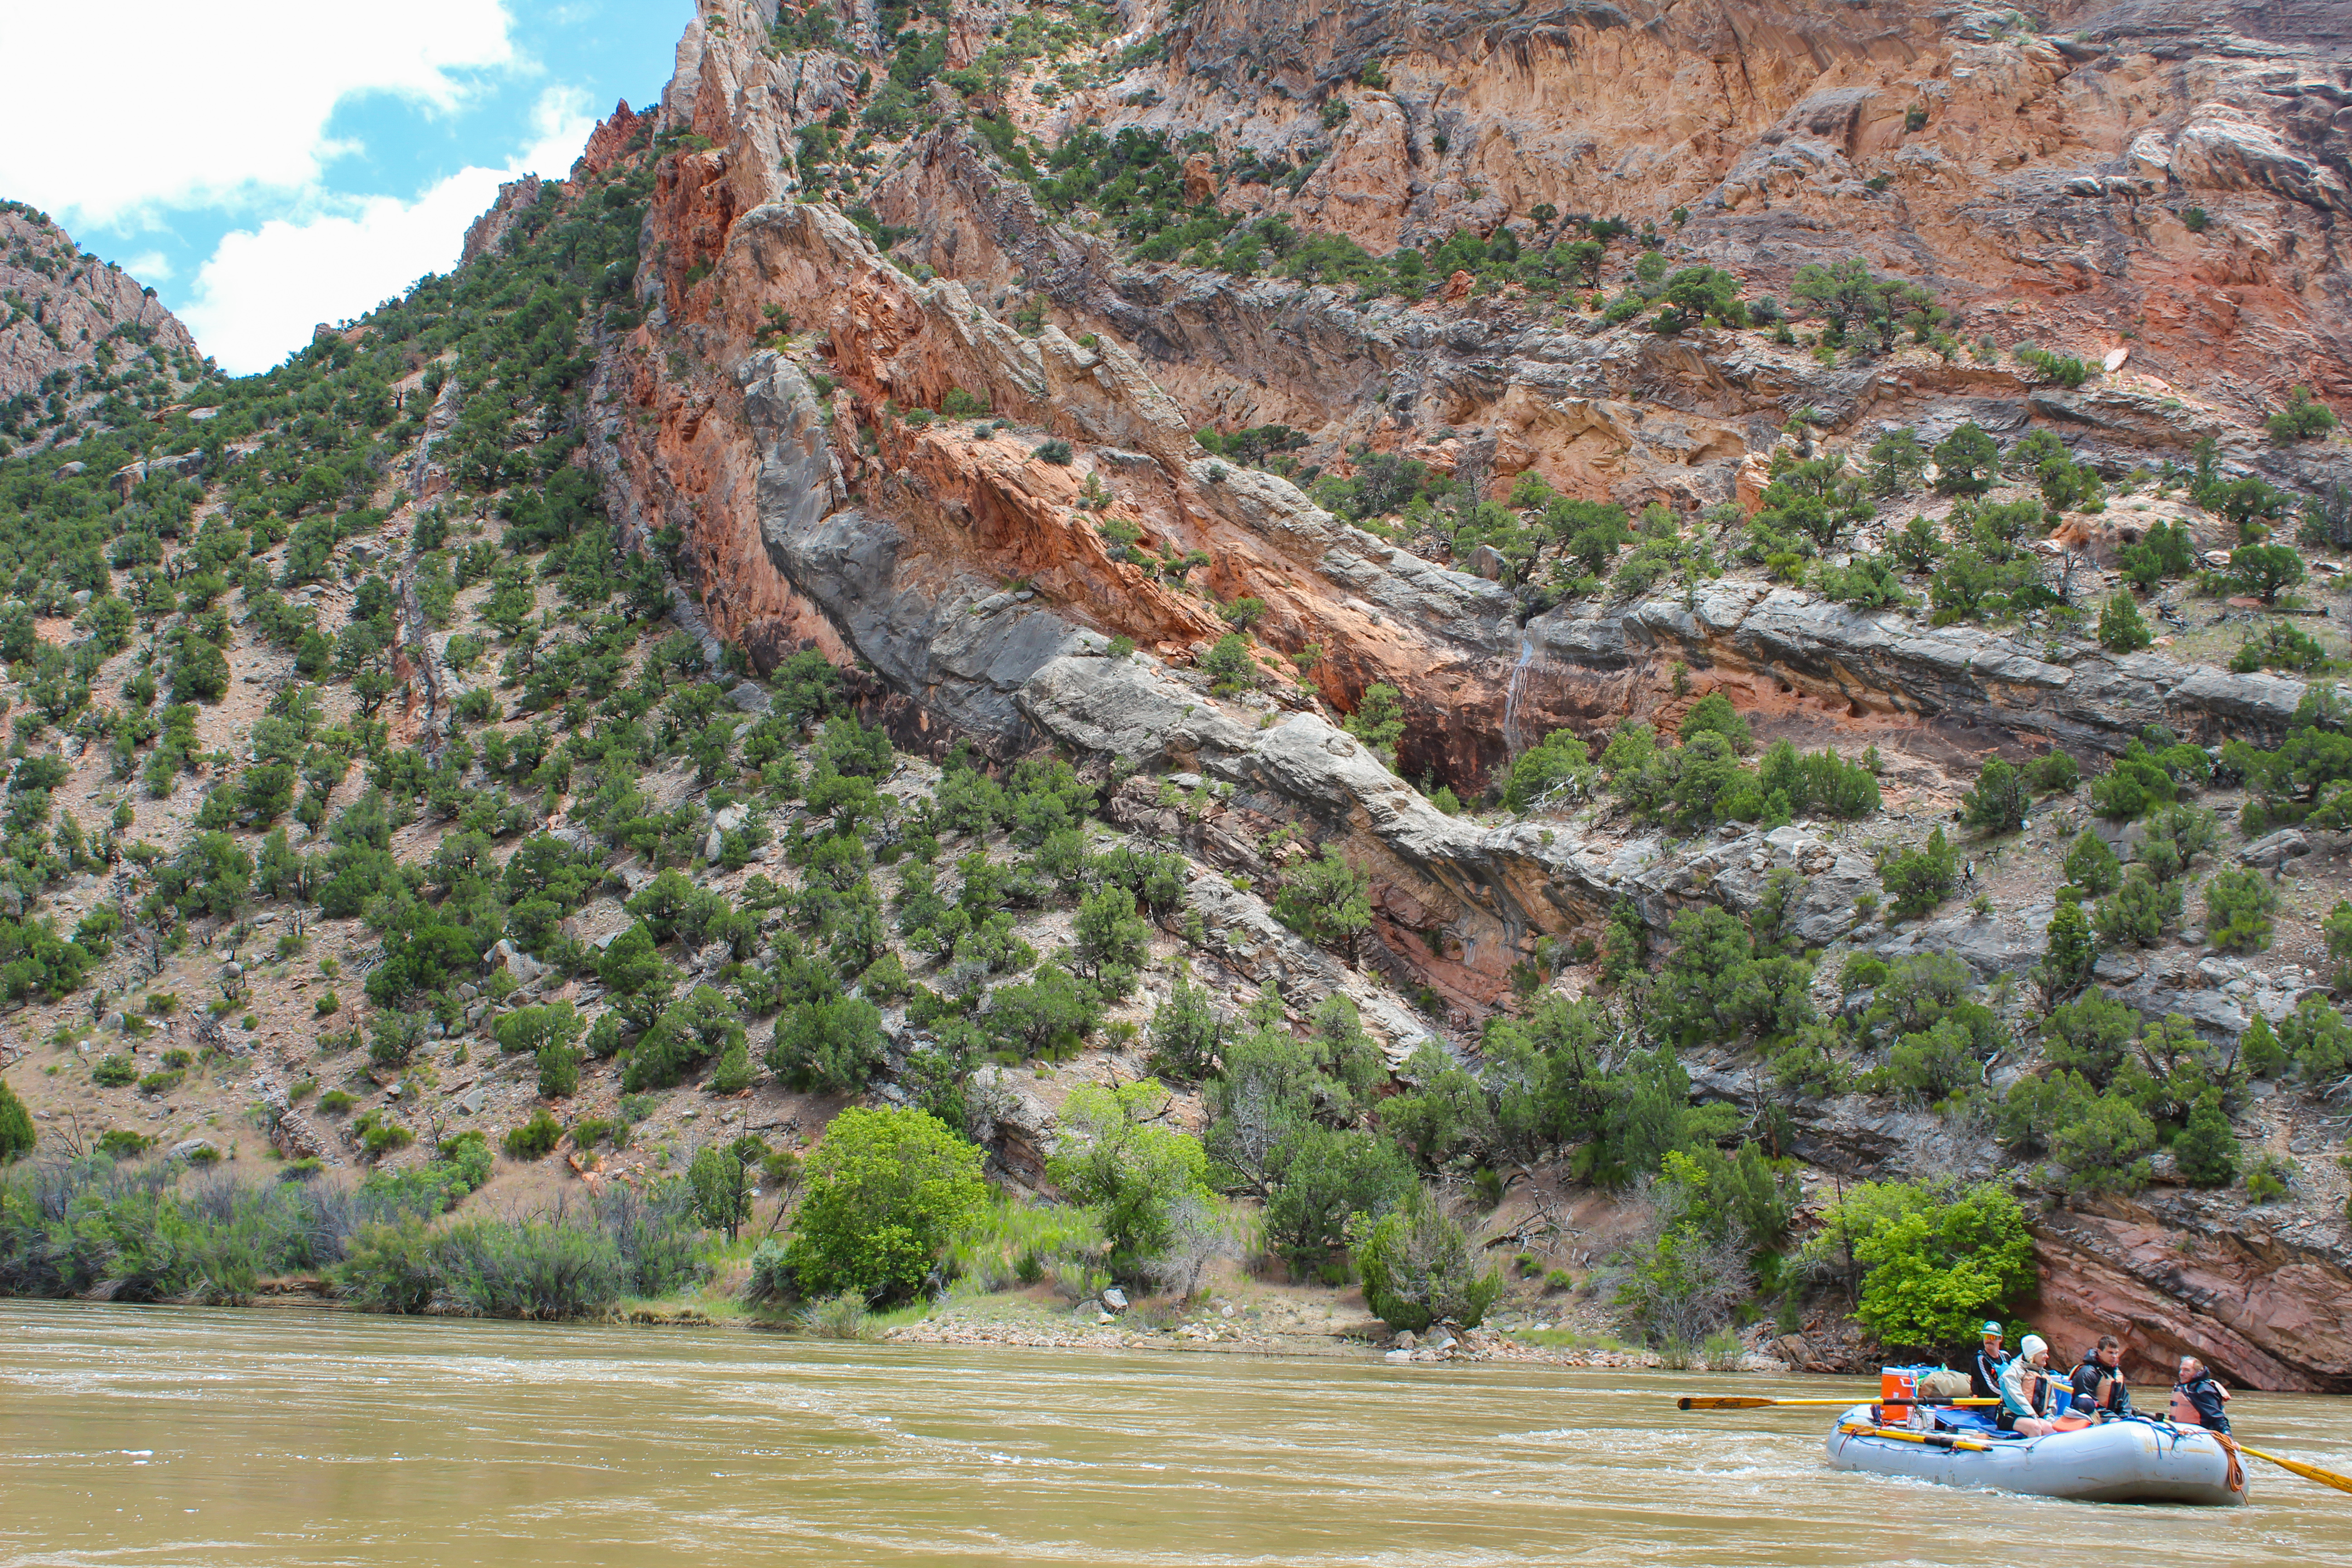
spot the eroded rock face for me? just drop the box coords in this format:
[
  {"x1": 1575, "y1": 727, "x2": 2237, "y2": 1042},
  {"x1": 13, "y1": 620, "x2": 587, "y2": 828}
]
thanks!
[
  {"x1": 1141, "y1": 0, "x2": 2352, "y2": 414},
  {"x1": 589, "y1": 0, "x2": 2346, "y2": 800},
  {"x1": 2032, "y1": 1191, "x2": 2352, "y2": 1393},
  {"x1": 0, "y1": 207, "x2": 200, "y2": 402},
  {"x1": 567, "y1": 0, "x2": 2347, "y2": 1022}
]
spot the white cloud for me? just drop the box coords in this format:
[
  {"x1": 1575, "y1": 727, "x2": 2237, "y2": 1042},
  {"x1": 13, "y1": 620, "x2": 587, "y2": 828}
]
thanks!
[
  {"x1": 0, "y1": 0, "x2": 519, "y2": 227},
  {"x1": 181, "y1": 88, "x2": 598, "y2": 373},
  {"x1": 124, "y1": 252, "x2": 174, "y2": 284}
]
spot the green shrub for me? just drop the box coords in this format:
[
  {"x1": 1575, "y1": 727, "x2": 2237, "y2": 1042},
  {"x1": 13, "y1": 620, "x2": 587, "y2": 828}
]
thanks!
[
  {"x1": 1504, "y1": 729, "x2": 1594, "y2": 812},
  {"x1": 1354, "y1": 1185, "x2": 1500, "y2": 1333},
  {"x1": 434, "y1": 1215, "x2": 628, "y2": 1318},
  {"x1": 495, "y1": 1001, "x2": 583, "y2": 1057},
  {"x1": 2173, "y1": 1092, "x2": 2240, "y2": 1188},
  {"x1": 1048, "y1": 1080, "x2": 1210, "y2": 1267},
  {"x1": 1879, "y1": 826, "x2": 1957, "y2": 918},
  {"x1": 2034, "y1": 896, "x2": 2097, "y2": 1006},
  {"x1": 1678, "y1": 692, "x2": 1750, "y2": 752},
  {"x1": 708, "y1": 1034, "x2": 755, "y2": 1094},
  {"x1": 318, "y1": 1089, "x2": 358, "y2": 1114},
  {"x1": 0, "y1": 1077, "x2": 32, "y2": 1163},
  {"x1": 537, "y1": 1037, "x2": 583, "y2": 1098},
  {"x1": 2286, "y1": 1001, "x2": 2352, "y2": 1086},
  {"x1": 2048, "y1": 1088, "x2": 2157, "y2": 1191},
  {"x1": 503, "y1": 1109, "x2": 564, "y2": 1160},
  {"x1": 2093, "y1": 869, "x2": 2182, "y2": 947},
  {"x1": 360, "y1": 1119, "x2": 413, "y2": 1159},
  {"x1": 1274, "y1": 845, "x2": 1373, "y2": 961},
  {"x1": 1261, "y1": 1124, "x2": 1416, "y2": 1271},
  {"x1": 96, "y1": 1129, "x2": 153, "y2": 1160},
  {"x1": 787, "y1": 1107, "x2": 986, "y2": 1303},
  {"x1": 2015, "y1": 347, "x2": 2091, "y2": 388},
  {"x1": 688, "y1": 1140, "x2": 759, "y2": 1242},
  {"x1": 1801, "y1": 1180, "x2": 2034, "y2": 1354},
  {"x1": 1199, "y1": 632, "x2": 1257, "y2": 694},
  {"x1": 2267, "y1": 386, "x2": 2338, "y2": 446},
  {"x1": 2230, "y1": 621, "x2": 2332, "y2": 674},
  {"x1": 768, "y1": 995, "x2": 886, "y2": 1093},
  {"x1": 1960, "y1": 759, "x2": 2028, "y2": 833},
  {"x1": 2097, "y1": 593, "x2": 2151, "y2": 653},
  {"x1": 1931, "y1": 423, "x2": 2000, "y2": 496},
  {"x1": 2041, "y1": 987, "x2": 2154, "y2": 1086},
  {"x1": 2244, "y1": 1153, "x2": 2294, "y2": 1204},
  {"x1": 798, "y1": 1291, "x2": 882, "y2": 1338},
  {"x1": 439, "y1": 1130, "x2": 495, "y2": 1194},
  {"x1": 2062, "y1": 831, "x2": 2122, "y2": 897},
  {"x1": 336, "y1": 1218, "x2": 440, "y2": 1313},
  {"x1": 2229, "y1": 544, "x2": 2305, "y2": 604},
  {"x1": 2204, "y1": 867, "x2": 2278, "y2": 953}
]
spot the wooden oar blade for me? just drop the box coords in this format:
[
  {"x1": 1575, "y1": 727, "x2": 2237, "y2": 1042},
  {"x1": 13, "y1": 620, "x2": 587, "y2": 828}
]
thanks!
[
  {"x1": 2242, "y1": 1444, "x2": 2352, "y2": 1498},
  {"x1": 1678, "y1": 1396, "x2": 1776, "y2": 1410}
]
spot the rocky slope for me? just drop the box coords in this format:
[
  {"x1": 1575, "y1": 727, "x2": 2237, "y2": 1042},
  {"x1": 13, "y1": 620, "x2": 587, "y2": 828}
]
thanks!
[
  {"x1": 5, "y1": 0, "x2": 2352, "y2": 1391},
  {"x1": 588, "y1": 0, "x2": 2352, "y2": 1388},
  {"x1": 0, "y1": 203, "x2": 206, "y2": 448}
]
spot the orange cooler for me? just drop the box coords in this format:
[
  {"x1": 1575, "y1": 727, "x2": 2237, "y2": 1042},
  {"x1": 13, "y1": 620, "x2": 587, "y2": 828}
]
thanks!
[{"x1": 1880, "y1": 1367, "x2": 1923, "y2": 1429}]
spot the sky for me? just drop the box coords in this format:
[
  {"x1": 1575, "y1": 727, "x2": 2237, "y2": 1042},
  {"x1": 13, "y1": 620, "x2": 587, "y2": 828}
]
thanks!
[{"x1": 0, "y1": 0, "x2": 691, "y2": 374}]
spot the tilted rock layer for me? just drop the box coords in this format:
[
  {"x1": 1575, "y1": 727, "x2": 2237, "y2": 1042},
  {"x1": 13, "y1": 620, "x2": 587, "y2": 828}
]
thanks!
[{"x1": 542, "y1": 0, "x2": 2352, "y2": 1385}]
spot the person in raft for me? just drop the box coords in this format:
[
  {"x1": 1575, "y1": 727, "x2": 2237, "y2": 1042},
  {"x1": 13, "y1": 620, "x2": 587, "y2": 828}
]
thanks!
[
  {"x1": 1970, "y1": 1322, "x2": 2008, "y2": 1402},
  {"x1": 2171, "y1": 1356, "x2": 2232, "y2": 1433},
  {"x1": 1997, "y1": 1335, "x2": 2067, "y2": 1436},
  {"x1": 2071, "y1": 1335, "x2": 2132, "y2": 1419}
]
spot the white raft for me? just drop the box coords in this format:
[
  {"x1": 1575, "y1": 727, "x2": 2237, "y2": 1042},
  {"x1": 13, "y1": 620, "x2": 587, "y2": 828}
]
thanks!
[{"x1": 1825, "y1": 1405, "x2": 2249, "y2": 1505}]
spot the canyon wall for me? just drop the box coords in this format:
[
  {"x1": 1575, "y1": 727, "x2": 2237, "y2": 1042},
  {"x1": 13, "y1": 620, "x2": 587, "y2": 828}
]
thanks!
[{"x1": 554, "y1": 0, "x2": 2352, "y2": 1387}]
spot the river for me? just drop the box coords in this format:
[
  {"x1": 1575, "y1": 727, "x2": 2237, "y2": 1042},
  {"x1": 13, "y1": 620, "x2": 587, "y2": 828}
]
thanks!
[{"x1": 5, "y1": 1301, "x2": 2349, "y2": 1566}]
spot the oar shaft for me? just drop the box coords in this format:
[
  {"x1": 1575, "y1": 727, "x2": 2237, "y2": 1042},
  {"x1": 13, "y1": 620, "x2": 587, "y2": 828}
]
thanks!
[
  {"x1": 1838, "y1": 1422, "x2": 1991, "y2": 1453},
  {"x1": 2240, "y1": 1443, "x2": 2352, "y2": 1498},
  {"x1": 1676, "y1": 1396, "x2": 1999, "y2": 1409}
]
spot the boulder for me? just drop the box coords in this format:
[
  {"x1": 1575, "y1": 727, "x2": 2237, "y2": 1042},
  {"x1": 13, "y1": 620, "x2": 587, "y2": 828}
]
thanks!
[
  {"x1": 2238, "y1": 829, "x2": 2310, "y2": 871},
  {"x1": 486, "y1": 939, "x2": 549, "y2": 985}
]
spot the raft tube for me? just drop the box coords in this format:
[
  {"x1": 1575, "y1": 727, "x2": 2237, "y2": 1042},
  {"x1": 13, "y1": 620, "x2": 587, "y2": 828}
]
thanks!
[{"x1": 1824, "y1": 1406, "x2": 2249, "y2": 1505}]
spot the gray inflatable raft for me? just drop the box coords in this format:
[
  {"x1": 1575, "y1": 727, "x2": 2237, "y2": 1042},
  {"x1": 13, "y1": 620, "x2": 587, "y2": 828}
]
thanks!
[{"x1": 1825, "y1": 1405, "x2": 2248, "y2": 1505}]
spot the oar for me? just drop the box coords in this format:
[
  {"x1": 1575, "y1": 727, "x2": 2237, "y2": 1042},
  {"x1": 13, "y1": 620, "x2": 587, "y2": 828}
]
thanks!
[
  {"x1": 2238, "y1": 1441, "x2": 2352, "y2": 1497},
  {"x1": 1679, "y1": 1396, "x2": 2001, "y2": 1411},
  {"x1": 1838, "y1": 1422, "x2": 1993, "y2": 1453}
]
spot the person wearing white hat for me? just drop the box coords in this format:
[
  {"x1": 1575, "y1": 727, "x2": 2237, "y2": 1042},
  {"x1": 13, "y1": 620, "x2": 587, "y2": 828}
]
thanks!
[{"x1": 1997, "y1": 1334, "x2": 2062, "y2": 1436}]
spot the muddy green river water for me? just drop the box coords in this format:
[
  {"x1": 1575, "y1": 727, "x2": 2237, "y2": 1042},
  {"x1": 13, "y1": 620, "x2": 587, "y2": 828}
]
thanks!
[{"x1": 5, "y1": 1300, "x2": 2350, "y2": 1566}]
